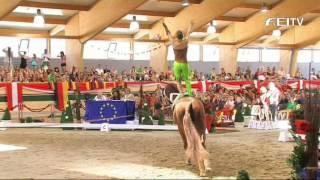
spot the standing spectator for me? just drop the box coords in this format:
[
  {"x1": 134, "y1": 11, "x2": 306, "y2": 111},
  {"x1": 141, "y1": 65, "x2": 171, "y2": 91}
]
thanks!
[
  {"x1": 2, "y1": 47, "x2": 13, "y2": 70},
  {"x1": 310, "y1": 68, "x2": 317, "y2": 79},
  {"x1": 31, "y1": 54, "x2": 38, "y2": 69},
  {"x1": 295, "y1": 67, "x2": 302, "y2": 79},
  {"x1": 18, "y1": 51, "x2": 27, "y2": 69},
  {"x1": 267, "y1": 82, "x2": 280, "y2": 121},
  {"x1": 104, "y1": 65, "x2": 111, "y2": 73},
  {"x1": 95, "y1": 64, "x2": 104, "y2": 75},
  {"x1": 235, "y1": 67, "x2": 242, "y2": 80},
  {"x1": 277, "y1": 67, "x2": 285, "y2": 79},
  {"x1": 245, "y1": 66, "x2": 252, "y2": 79},
  {"x1": 42, "y1": 49, "x2": 50, "y2": 71},
  {"x1": 211, "y1": 67, "x2": 216, "y2": 80},
  {"x1": 58, "y1": 51, "x2": 66, "y2": 73},
  {"x1": 220, "y1": 68, "x2": 226, "y2": 79},
  {"x1": 136, "y1": 65, "x2": 144, "y2": 81}
]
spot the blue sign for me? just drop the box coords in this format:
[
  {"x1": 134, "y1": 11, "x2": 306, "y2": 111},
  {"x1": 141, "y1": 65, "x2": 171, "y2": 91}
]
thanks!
[{"x1": 85, "y1": 100, "x2": 135, "y2": 124}]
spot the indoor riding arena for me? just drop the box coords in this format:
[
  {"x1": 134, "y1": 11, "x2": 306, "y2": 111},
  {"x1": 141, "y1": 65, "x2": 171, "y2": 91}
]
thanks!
[{"x1": 0, "y1": 0, "x2": 319, "y2": 179}]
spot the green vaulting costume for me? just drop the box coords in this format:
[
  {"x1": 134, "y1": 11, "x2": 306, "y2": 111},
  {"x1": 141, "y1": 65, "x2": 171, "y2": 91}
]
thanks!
[{"x1": 173, "y1": 61, "x2": 192, "y2": 96}]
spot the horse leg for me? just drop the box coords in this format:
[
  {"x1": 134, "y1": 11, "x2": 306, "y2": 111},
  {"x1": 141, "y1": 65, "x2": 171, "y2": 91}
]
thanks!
[
  {"x1": 198, "y1": 160, "x2": 206, "y2": 177},
  {"x1": 204, "y1": 159, "x2": 211, "y2": 172},
  {"x1": 174, "y1": 112, "x2": 191, "y2": 165}
]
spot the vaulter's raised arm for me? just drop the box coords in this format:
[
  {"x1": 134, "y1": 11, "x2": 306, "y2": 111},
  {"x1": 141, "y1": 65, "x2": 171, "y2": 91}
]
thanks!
[
  {"x1": 162, "y1": 20, "x2": 173, "y2": 43},
  {"x1": 185, "y1": 21, "x2": 194, "y2": 41}
]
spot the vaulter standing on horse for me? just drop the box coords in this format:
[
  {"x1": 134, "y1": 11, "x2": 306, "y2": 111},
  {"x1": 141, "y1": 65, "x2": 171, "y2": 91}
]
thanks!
[{"x1": 162, "y1": 20, "x2": 194, "y2": 98}]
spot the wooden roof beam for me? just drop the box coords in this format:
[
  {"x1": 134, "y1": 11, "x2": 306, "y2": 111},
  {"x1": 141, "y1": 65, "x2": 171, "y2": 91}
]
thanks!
[
  {"x1": 0, "y1": 0, "x2": 22, "y2": 20},
  {"x1": 130, "y1": 10, "x2": 176, "y2": 17},
  {"x1": 215, "y1": 16, "x2": 246, "y2": 22},
  {"x1": 19, "y1": 1, "x2": 92, "y2": 11},
  {"x1": 134, "y1": 0, "x2": 245, "y2": 40},
  {"x1": 64, "y1": 0, "x2": 148, "y2": 43},
  {"x1": 217, "y1": 0, "x2": 320, "y2": 48},
  {"x1": 157, "y1": 0, "x2": 203, "y2": 4},
  {"x1": 279, "y1": 17, "x2": 320, "y2": 48}
]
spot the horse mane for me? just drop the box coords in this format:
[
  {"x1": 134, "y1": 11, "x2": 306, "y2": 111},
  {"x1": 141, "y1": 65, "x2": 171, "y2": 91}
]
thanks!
[{"x1": 183, "y1": 102, "x2": 209, "y2": 165}]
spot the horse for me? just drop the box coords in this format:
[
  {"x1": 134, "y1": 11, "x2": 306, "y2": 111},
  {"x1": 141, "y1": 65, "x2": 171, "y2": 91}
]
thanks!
[{"x1": 164, "y1": 83, "x2": 211, "y2": 176}]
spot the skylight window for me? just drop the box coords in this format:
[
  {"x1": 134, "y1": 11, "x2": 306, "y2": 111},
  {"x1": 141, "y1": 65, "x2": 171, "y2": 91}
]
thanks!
[
  {"x1": 14, "y1": 6, "x2": 63, "y2": 16},
  {"x1": 123, "y1": 15, "x2": 148, "y2": 22},
  {"x1": 0, "y1": 21, "x2": 53, "y2": 29}
]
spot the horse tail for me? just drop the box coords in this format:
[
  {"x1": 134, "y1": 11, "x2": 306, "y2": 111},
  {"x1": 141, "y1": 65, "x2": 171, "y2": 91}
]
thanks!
[{"x1": 183, "y1": 102, "x2": 209, "y2": 165}]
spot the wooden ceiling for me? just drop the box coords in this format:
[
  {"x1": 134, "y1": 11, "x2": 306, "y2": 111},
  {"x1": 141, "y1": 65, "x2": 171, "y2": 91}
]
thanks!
[{"x1": 0, "y1": 0, "x2": 320, "y2": 48}]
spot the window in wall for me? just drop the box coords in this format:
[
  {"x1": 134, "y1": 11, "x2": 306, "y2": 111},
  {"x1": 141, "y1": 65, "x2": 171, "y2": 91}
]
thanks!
[
  {"x1": 297, "y1": 49, "x2": 312, "y2": 63},
  {"x1": 84, "y1": 40, "x2": 130, "y2": 60},
  {"x1": 50, "y1": 38, "x2": 66, "y2": 57},
  {"x1": 312, "y1": 49, "x2": 320, "y2": 62},
  {"x1": 28, "y1": 38, "x2": 47, "y2": 57},
  {"x1": 261, "y1": 48, "x2": 280, "y2": 62},
  {"x1": 203, "y1": 45, "x2": 219, "y2": 62},
  {"x1": 134, "y1": 42, "x2": 152, "y2": 60},
  {"x1": 167, "y1": 45, "x2": 174, "y2": 61},
  {"x1": 0, "y1": 36, "x2": 20, "y2": 57},
  {"x1": 187, "y1": 44, "x2": 200, "y2": 61},
  {"x1": 237, "y1": 48, "x2": 260, "y2": 62}
]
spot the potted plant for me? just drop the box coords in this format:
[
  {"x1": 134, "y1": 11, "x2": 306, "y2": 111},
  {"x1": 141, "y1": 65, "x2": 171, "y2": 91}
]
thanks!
[
  {"x1": 290, "y1": 106, "x2": 304, "y2": 134},
  {"x1": 141, "y1": 103, "x2": 153, "y2": 125},
  {"x1": 287, "y1": 135, "x2": 308, "y2": 179}
]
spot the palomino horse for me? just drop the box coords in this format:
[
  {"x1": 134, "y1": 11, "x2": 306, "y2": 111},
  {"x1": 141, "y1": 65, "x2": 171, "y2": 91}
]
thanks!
[{"x1": 164, "y1": 83, "x2": 211, "y2": 176}]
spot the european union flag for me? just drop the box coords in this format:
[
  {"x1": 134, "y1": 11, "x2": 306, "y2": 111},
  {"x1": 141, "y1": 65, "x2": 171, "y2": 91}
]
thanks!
[{"x1": 85, "y1": 100, "x2": 135, "y2": 124}]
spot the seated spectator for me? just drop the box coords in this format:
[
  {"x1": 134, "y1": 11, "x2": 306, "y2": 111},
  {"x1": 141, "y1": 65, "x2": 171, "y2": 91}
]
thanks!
[
  {"x1": 123, "y1": 88, "x2": 135, "y2": 101},
  {"x1": 94, "y1": 92, "x2": 107, "y2": 101},
  {"x1": 112, "y1": 90, "x2": 121, "y2": 100}
]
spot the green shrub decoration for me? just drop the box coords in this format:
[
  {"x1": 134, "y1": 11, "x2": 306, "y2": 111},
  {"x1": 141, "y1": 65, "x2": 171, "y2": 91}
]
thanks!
[
  {"x1": 141, "y1": 103, "x2": 153, "y2": 125},
  {"x1": 2, "y1": 108, "x2": 11, "y2": 120},
  {"x1": 237, "y1": 170, "x2": 250, "y2": 180},
  {"x1": 158, "y1": 111, "x2": 165, "y2": 125},
  {"x1": 244, "y1": 106, "x2": 251, "y2": 116},
  {"x1": 287, "y1": 133, "x2": 308, "y2": 179},
  {"x1": 26, "y1": 117, "x2": 33, "y2": 123},
  {"x1": 61, "y1": 101, "x2": 74, "y2": 123}
]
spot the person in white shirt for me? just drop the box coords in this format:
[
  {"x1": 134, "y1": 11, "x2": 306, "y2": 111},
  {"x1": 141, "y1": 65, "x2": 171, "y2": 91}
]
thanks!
[
  {"x1": 42, "y1": 49, "x2": 51, "y2": 71},
  {"x1": 267, "y1": 82, "x2": 280, "y2": 121},
  {"x1": 95, "y1": 64, "x2": 104, "y2": 75},
  {"x1": 260, "y1": 86, "x2": 270, "y2": 120},
  {"x1": 122, "y1": 88, "x2": 135, "y2": 101},
  {"x1": 277, "y1": 67, "x2": 285, "y2": 79},
  {"x1": 94, "y1": 92, "x2": 107, "y2": 101}
]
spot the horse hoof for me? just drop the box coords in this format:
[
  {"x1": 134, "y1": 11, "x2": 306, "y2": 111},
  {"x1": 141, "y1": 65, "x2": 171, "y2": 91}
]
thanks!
[
  {"x1": 199, "y1": 172, "x2": 206, "y2": 177},
  {"x1": 185, "y1": 159, "x2": 191, "y2": 165},
  {"x1": 206, "y1": 167, "x2": 212, "y2": 172}
]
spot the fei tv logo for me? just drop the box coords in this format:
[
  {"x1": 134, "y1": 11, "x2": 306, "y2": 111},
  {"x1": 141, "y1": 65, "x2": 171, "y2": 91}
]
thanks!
[{"x1": 265, "y1": 17, "x2": 304, "y2": 27}]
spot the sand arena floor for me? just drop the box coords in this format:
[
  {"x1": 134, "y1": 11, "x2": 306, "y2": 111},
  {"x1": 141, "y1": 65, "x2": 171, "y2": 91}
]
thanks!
[{"x1": 0, "y1": 125, "x2": 294, "y2": 179}]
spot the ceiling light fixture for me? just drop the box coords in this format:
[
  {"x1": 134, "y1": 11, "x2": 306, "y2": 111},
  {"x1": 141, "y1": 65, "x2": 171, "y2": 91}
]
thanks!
[
  {"x1": 272, "y1": 29, "x2": 281, "y2": 38},
  {"x1": 261, "y1": 3, "x2": 269, "y2": 13},
  {"x1": 129, "y1": 16, "x2": 139, "y2": 31},
  {"x1": 207, "y1": 21, "x2": 216, "y2": 34},
  {"x1": 182, "y1": 0, "x2": 189, "y2": 7},
  {"x1": 33, "y1": 9, "x2": 45, "y2": 26}
]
